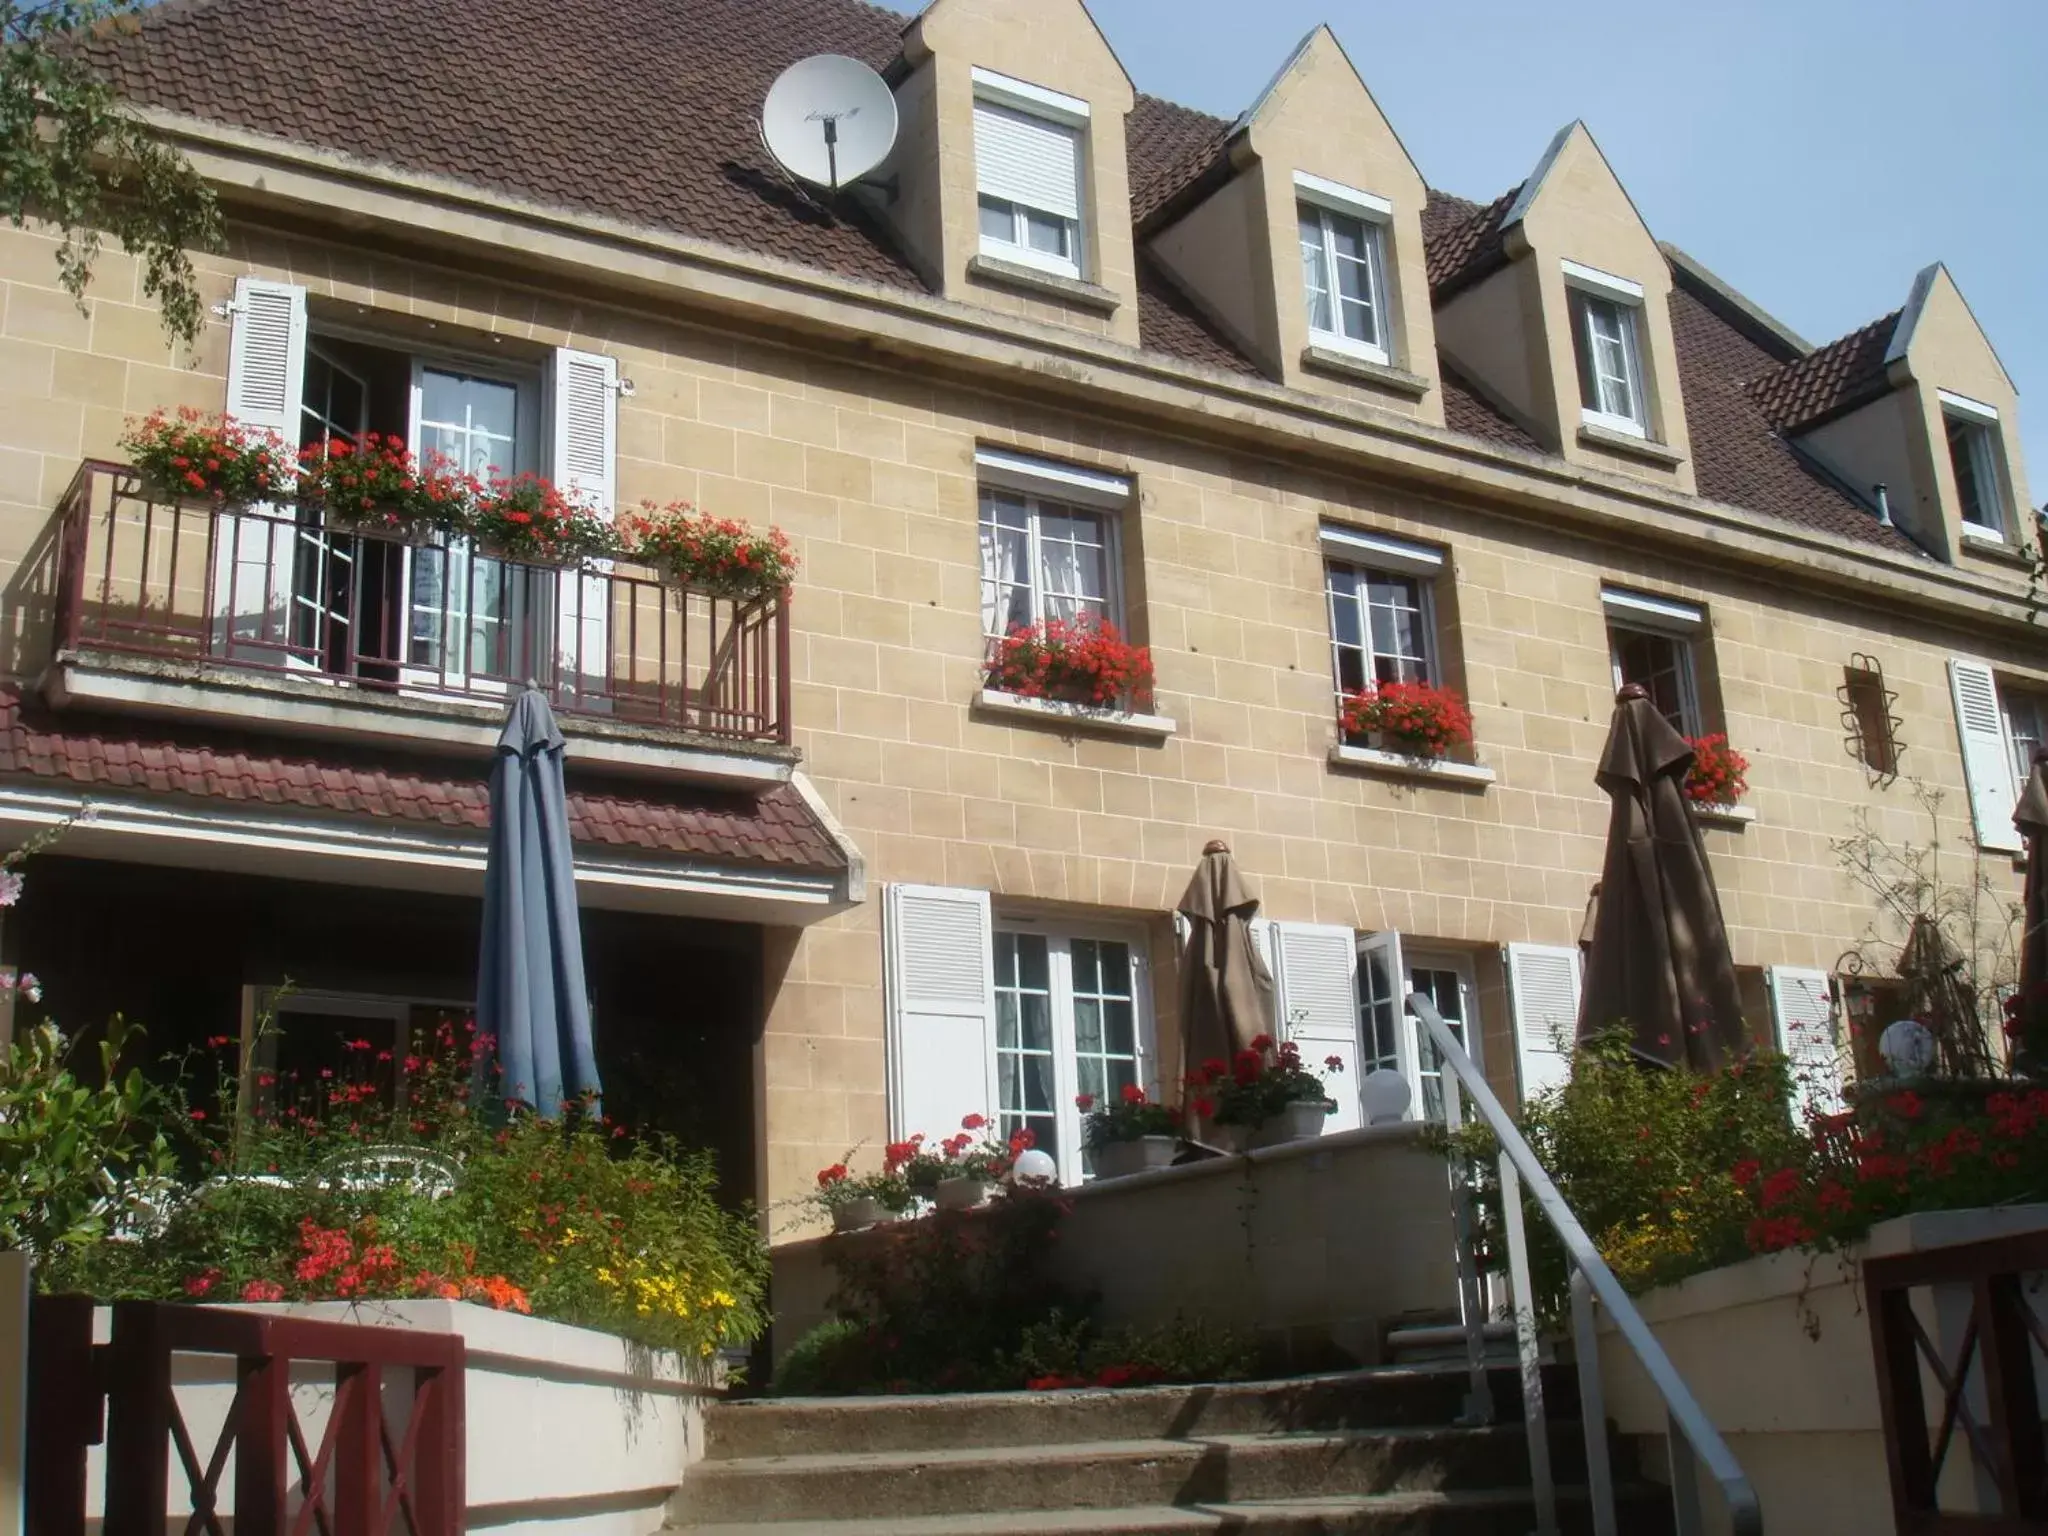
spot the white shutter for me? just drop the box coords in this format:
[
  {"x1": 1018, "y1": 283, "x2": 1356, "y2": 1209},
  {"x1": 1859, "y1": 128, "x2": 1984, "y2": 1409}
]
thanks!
[
  {"x1": 215, "y1": 279, "x2": 305, "y2": 660},
  {"x1": 883, "y1": 884, "x2": 995, "y2": 1143},
  {"x1": 1247, "y1": 916, "x2": 1275, "y2": 973},
  {"x1": 1769, "y1": 966, "x2": 1842, "y2": 1120},
  {"x1": 224, "y1": 278, "x2": 306, "y2": 440},
  {"x1": 551, "y1": 348, "x2": 618, "y2": 514},
  {"x1": 1272, "y1": 922, "x2": 1363, "y2": 1133},
  {"x1": 1949, "y1": 659, "x2": 2022, "y2": 854},
  {"x1": 973, "y1": 100, "x2": 1081, "y2": 221},
  {"x1": 1506, "y1": 943, "x2": 1583, "y2": 1104}
]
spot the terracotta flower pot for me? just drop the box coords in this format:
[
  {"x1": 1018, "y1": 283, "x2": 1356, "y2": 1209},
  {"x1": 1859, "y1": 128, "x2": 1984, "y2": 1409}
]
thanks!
[
  {"x1": 830, "y1": 1195, "x2": 883, "y2": 1232},
  {"x1": 934, "y1": 1175, "x2": 992, "y2": 1211},
  {"x1": 1251, "y1": 1099, "x2": 1330, "y2": 1150},
  {"x1": 1089, "y1": 1134, "x2": 1180, "y2": 1180}
]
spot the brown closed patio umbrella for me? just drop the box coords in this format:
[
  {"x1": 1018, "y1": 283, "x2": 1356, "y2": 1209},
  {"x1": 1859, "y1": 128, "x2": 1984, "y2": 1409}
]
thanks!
[
  {"x1": 2014, "y1": 753, "x2": 2048, "y2": 1077},
  {"x1": 1579, "y1": 685, "x2": 1746, "y2": 1071},
  {"x1": 1176, "y1": 840, "x2": 1276, "y2": 1073}
]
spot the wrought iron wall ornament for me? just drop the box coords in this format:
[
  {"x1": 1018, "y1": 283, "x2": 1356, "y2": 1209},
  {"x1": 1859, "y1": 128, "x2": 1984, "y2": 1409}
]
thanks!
[{"x1": 1840, "y1": 652, "x2": 1903, "y2": 786}]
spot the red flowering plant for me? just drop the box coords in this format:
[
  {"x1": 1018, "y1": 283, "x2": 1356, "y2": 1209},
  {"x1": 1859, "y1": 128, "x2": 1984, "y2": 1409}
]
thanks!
[
  {"x1": 120, "y1": 408, "x2": 290, "y2": 505},
  {"x1": 987, "y1": 616, "x2": 1156, "y2": 712},
  {"x1": 933, "y1": 1114, "x2": 1024, "y2": 1183},
  {"x1": 617, "y1": 502, "x2": 799, "y2": 601},
  {"x1": 1684, "y1": 734, "x2": 1750, "y2": 807},
  {"x1": 1199, "y1": 1035, "x2": 1334, "y2": 1129},
  {"x1": 467, "y1": 473, "x2": 616, "y2": 564},
  {"x1": 811, "y1": 1152, "x2": 914, "y2": 1216},
  {"x1": 1077, "y1": 1082, "x2": 1179, "y2": 1149},
  {"x1": 1339, "y1": 680, "x2": 1474, "y2": 759},
  {"x1": 294, "y1": 434, "x2": 468, "y2": 538}
]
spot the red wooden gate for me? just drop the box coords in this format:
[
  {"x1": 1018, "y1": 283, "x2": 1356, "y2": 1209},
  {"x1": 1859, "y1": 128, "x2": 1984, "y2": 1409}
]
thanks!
[{"x1": 25, "y1": 1297, "x2": 464, "y2": 1536}]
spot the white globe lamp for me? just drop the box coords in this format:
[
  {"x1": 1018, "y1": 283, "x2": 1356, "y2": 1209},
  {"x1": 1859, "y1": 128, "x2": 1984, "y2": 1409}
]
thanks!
[
  {"x1": 1011, "y1": 1148, "x2": 1057, "y2": 1185},
  {"x1": 1878, "y1": 1018, "x2": 1936, "y2": 1079},
  {"x1": 1361, "y1": 1069, "x2": 1413, "y2": 1126}
]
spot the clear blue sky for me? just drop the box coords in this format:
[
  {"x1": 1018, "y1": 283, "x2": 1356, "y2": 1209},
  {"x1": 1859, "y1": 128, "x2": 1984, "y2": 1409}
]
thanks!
[{"x1": 878, "y1": 0, "x2": 2048, "y2": 490}]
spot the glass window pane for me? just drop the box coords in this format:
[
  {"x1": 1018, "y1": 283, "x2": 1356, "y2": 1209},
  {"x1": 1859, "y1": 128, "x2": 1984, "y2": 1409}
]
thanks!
[
  {"x1": 1299, "y1": 208, "x2": 1333, "y2": 333},
  {"x1": 1074, "y1": 997, "x2": 1103, "y2": 1056},
  {"x1": 996, "y1": 992, "x2": 1021, "y2": 1050},
  {"x1": 1024, "y1": 210, "x2": 1072, "y2": 257},
  {"x1": 1016, "y1": 933, "x2": 1050, "y2": 992},
  {"x1": 419, "y1": 370, "x2": 520, "y2": 478},
  {"x1": 1101, "y1": 998, "x2": 1134, "y2": 1056},
  {"x1": 979, "y1": 196, "x2": 1015, "y2": 242}
]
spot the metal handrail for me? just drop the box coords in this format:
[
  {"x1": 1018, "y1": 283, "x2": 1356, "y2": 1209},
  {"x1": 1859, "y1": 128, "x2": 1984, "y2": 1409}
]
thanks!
[{"x1": 1406, "y1": 991, "x2": 1763, "y2": 1536}]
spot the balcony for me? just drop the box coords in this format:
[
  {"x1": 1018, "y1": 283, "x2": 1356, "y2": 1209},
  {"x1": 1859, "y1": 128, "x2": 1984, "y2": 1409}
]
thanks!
[{"x1": 45, "y1": 462, "x2": 793, "y2": 783}]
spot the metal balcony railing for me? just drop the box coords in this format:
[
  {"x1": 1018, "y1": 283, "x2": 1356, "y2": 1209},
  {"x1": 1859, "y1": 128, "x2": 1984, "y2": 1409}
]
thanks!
[{"x1": 51, "y1": 461, "x2": 792, "y2": 746}]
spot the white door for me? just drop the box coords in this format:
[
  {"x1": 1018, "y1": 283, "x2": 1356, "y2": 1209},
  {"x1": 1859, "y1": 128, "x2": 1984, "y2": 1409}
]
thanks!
[
  {"x1": 1406, "y1": 952, "x2": 1479, "y2": 1123},
  {"x1": 1354, "y1": 928, "x2": 1413, "y2": 1114},
  {"x1": 401, "y1": 362, "x2": 540, "y2": 694},
  {"x1": 214, "y1": 277, "x2": 306, "y2": 664},
  {"x1": 1272, "y1": 922, "x2": 1365, "y2": 1132}
]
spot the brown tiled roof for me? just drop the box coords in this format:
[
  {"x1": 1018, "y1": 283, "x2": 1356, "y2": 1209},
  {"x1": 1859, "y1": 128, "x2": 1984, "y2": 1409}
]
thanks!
[
  {"x1": 0, "y1": 690, "x2": 847, "y2": 871},
  {"x1": 1440, "y1": 364, "x2": 1541, "y2": 453},
  {"x1": 1668, "y1": 285, "x2": 1915, "y2": 554},
  {"x1": 1746, "y1": 310, "x2": 1902, "y2": 433},
  {"x1": 94, "y1": 0, "x2": 922, "y2": 291},
  {"x1": 1135, "y1": 256, "x2": 1260, "y2": 377},
  {"x1": 1423, "y1": 186, "x2": 1520, "y2": 300},
  {"x1": 101, "y1": 0, "x2": 1923, "y2": 562},
  {"x1": 1127, "y1": 94, "x2": 1233, "y2": 228}
]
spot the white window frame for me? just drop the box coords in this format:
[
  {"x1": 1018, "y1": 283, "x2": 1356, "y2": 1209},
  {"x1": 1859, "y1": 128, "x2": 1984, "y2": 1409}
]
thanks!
[
  {"x1": 1603, "y1": 586, "x2": 1704, "y2": 737},
  {"x1": 1405, "y1": 949, "x2": 1480, "y2": 1124},
  {"x1": 991, "y1": 917, "x2": 1154, "y2": 1187},
  {"x1": 2002, "y1": 686, "x2": 2048, "y2": 800},
  {"x1": 1322, "y1": 526, "x2": 1443, "y2": 707},
  {"x1": 1939, "y1": 391, "x2": 2009, "y2": 540},
  {"x1": 972, "y1": 69, "x2": 1088, "y2": 282},
  {"x1": 1564, "y1": 261, "x2": 1649, "y2": 438},
  {"x1": 1352, "y1": 934, "x2": 1480, "y2": 1124},
  {"x1": 1294, "y1": 173, "x2": 1395, "y2": 366},
  {"x1": 977, "y1": 449, "x2": 1129, "y2": 646}
]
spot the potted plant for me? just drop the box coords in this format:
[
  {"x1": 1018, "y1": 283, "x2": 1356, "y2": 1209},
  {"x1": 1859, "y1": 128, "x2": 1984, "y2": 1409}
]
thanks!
[
  {"x1": 931, "y1": 1115, "x2": 1015, "y2": 1210},
  {"x1": 119, "y1": 408, "x2": 291, "y2": 506},
  {"x1": 1079, "y1": 1084, "x2": 1181, "y2": 1179},
  {"x1": 1685, "y1": 733, "x2": 1750, "y2": 808},
  {"x1": 986, "y1": 616, "x2": 1155, "y2": 712},
  {"x1": 294, "y1": 435, "x2": 467, "y2": 541},
  {"x1": 1339, "y1": 680, "x2": 1474, "y2": 759},
  {"x1": 615, "y1": 501, "x2": 799, "y2": 601},
  {"x1": 468, "y1": 473, "x2": 617, "y2": 566},
  {"x1": 814, "y1": 1160, "x2": 911, "y2": 1233},
  {"x1": 1205, "y1": 1035, "x2": 1335, "y2": 1149}
]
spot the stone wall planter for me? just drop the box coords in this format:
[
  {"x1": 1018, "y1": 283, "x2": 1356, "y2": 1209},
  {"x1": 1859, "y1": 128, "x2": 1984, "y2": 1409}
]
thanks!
[
  {"x1": 1251, "y1": 1100, "x2": 1329, "y2": 1149},
  {"x1": 934, "y1": 1175, "x2": 993, "y2": 1211},
  {"x1": 1596, "y1": 1203, "x2": 2048, "y2": 1536},
  {"x1": 1089, "y1": 1135, "x2": 1179, "y2": 1180}
]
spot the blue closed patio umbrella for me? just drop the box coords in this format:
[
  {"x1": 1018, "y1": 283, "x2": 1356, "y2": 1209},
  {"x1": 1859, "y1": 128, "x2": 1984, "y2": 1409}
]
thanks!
[{"x1": 477, "y1": 688, "x2": 600, "y2": 1117}]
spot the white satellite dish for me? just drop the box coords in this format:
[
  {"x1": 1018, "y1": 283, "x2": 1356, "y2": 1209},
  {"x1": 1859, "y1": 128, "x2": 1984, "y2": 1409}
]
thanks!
[{"x1": 761, "y1": 54, "x2": 899, "y2": 191}]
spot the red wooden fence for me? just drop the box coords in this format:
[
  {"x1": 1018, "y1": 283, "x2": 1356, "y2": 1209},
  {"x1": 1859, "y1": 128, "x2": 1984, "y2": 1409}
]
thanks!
[{"x1": 25, "y1": 1297, "x2": 464, "y2": 1536}]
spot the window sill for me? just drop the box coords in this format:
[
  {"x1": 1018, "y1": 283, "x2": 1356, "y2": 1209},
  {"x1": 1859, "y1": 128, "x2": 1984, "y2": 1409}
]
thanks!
[
  {"x1": 1959, "y1": 528, "x2": 2032, "y2": 567},
  {"x1": 976, "y1": 688, "x2": 1177, "y2": 739},
  {"x1": 1328, "y1": 743, "x2": 1496, "y2": 788},
  {"x1": 1300, "y1": 346, "x2": 1433, "y2": 398},
  {"x1": 967, "y1": 255, "x2": 1121, "y2": 314},
  {"x1": 1578, "y1": 422, "x2": 1684, "y2": 467},
  {"x1": 1692, "y1": 802, "x2": 1757, "y2": 829}
]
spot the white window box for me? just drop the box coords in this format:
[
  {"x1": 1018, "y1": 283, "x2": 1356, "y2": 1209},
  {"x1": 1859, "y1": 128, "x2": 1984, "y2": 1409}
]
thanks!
[
  {"x1": 1328, "y1": 743, "x2": 1496, "y2": 788},
  {"x1": 977, "y1": 687, "x2": 1177, "y2": 739},
  {"x1": 1692, "y1": 802, "x2": 1758, "y2": 828}
]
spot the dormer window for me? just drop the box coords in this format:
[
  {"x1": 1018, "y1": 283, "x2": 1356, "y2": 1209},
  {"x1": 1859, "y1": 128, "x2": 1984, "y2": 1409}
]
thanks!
[
  {"x1": 1565, "y1": 261, "x2": 1648, "y2": 438},
  {"x1": 972, "y1": 69, "x2": 1088, "y2": 281},
  {"x1": 1295, "y1": 173, "x2": 1393, "y2": 365},
  {"x1": 1940, "y1": 391, "x2": 2010, "y2": 540}
]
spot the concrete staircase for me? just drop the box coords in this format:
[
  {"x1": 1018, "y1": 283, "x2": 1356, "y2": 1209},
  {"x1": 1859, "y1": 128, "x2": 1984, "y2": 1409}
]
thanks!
[{"x1": 667, "y1": 1365, "x2": 1675, "y2": 1534}]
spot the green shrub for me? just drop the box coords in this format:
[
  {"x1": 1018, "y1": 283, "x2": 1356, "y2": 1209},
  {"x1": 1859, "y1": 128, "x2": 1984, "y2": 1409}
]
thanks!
[{"x1": 772, "y1": 1319, "x2": 871, "y2": 1397}]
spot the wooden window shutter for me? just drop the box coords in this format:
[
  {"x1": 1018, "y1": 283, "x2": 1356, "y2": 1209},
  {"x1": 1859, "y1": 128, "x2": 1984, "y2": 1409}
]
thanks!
[
  {"x1": 224, "y1": 278, "x2": 306, "y2": 442},
  {"x1": 1948, "y1": 658, "x2": 2022, "y2": 853},
  {"x1": 973, "y1": 101, "x2": 1082, "y2": 222},
  {"x1": 1272, "y1": 921, "x2": 1363, "y2": 1133},
  {"x1": 1505, "y1": 943, "x2": 1583, "y2": 1104},
  {"x1": 551, "y1": 348, "x2": 618, "y2": 515},
  {"x1": 883, "y1": 884, "x2": 995, "y2": 1142},
  {"x1": 1767, "y1": 966, "x2": 1841, "y2": 1119}
]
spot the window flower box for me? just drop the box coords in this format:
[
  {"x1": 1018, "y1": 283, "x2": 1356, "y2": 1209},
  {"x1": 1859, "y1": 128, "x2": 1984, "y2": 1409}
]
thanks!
[
  {"x1": 987, "y1": 617, "x2": 1155, "y2": 714},
  {"x1": 1685, "y1": 733, "x2": 1750, "y2": 810},
  {"x1": 1339, "y1": 681, "x2": 1475, "y2": 761},
  {"x1": 616, "y1": 501, "x2": 799, "y2": 601}
]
